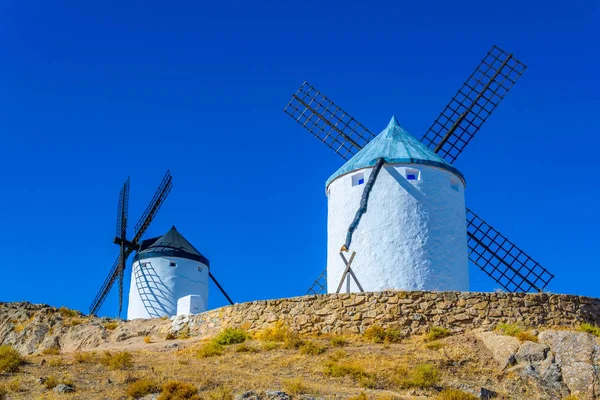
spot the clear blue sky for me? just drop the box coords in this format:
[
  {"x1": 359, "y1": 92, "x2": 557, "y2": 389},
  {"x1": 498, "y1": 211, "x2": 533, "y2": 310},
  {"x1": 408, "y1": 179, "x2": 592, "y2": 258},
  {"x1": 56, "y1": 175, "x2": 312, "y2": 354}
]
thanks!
[{"x1": 1, "y1": 1, "x2": 598, "y2": 317}]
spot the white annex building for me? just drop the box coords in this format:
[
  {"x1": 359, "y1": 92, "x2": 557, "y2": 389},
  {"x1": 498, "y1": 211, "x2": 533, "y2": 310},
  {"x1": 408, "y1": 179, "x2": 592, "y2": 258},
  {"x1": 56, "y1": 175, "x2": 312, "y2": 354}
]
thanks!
[
  {"x1": 326, "y1": 117, "x2": 469, "y2": 293},
  {"x1": 127, "y1": 226, "x2": 210, "y2": 320}
]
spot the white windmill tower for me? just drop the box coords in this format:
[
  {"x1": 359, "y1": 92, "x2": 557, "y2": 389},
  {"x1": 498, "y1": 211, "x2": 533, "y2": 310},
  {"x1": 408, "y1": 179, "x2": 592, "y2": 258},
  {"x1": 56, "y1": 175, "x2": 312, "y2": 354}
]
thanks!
[
  {"x1": 325, "y1": 116, "x2": 469, "y2": 292},
  {"x1": 285, "y1": 45, "x2": 555, "y2": 295}
]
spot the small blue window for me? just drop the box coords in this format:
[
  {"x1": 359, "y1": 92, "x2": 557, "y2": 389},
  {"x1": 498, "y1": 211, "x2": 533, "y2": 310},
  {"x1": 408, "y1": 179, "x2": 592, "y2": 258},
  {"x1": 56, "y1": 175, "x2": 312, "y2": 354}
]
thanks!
[
  {"x1": 358, "y1": 178, "x2": 364, "y2": 185},
  {"x1": 351, "y1": 172, "x2": 365, "y2": 187},
  {"x1": 406, "y1": 174, "x2": 417, "y2": 180}
]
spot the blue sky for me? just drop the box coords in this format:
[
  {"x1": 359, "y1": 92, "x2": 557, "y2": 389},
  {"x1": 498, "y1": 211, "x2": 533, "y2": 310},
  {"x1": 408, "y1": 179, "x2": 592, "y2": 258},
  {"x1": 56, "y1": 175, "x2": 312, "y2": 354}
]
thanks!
[{"x1": 0, "y1": 1, "x2": 598, "y2": 317}]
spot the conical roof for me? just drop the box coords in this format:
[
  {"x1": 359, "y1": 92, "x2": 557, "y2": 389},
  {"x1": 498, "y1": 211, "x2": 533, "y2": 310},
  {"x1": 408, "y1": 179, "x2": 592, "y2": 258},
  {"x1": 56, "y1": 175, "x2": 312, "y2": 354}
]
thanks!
[
  {"x1": 137, "y1": 226, "x2": 210, "y2": 266},
  {"x1": 326, "y1": 116, "x2": 465, "y2": 188}
]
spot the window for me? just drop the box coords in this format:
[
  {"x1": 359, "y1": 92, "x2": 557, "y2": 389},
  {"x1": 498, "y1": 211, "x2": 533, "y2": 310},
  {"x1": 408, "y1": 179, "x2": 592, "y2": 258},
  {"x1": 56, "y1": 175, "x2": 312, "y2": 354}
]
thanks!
[
  {"x1": 405, "y1": 169, "x2": 420, "y2": 181},
  {"x1": 169, "y1": 261, "x2": 177, "y2": 267},
  {"x1": 197, "y1": 266, "x2": 203, "y2": 272},
  {"x1": 451, "y1": 178, "x2": 460, "y2": 192},
  {"x1": 351, "y1": 172, "x2": 365, "y2": 186}
]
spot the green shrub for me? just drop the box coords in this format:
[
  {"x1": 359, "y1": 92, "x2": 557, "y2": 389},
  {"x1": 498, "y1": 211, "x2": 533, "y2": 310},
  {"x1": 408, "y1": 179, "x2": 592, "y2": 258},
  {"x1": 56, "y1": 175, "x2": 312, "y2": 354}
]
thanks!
[
  {"x1": 426, "y1": 327, "x2": 452, "y2": 342},
  {"x1": 205, "y1": 386, "x2": 234, "y2": 400},
  {"x1": 197, "y1": 342, "x2": 223, "y2": 358},
  {"x1": 363, "y1": 326, "x2": 402, "y2": 344},
  {"x1": 579, "y1": 323, "x2": 600, "y2": 337},
  {"x1": 255, "y1": 322, "x2": 291, "y2": 342},
  {"x1": 126, "y1": 378, "x2": 161, "y2": 399},
  {"x1": 425, "y1": 341, "x2": 443, "y2": 350},
  {"x1": 282, "y1": 377, "x2": 309, "y2": 395},
  {"x1": 0, "y1": 386, "x2": 7, "y2": 400},
  {"x1": 399, "y1": 363, "x2": 439, "y2": 388},
  {"x1": 434, "y1": 389, "x2": 478, "y2": 400},
  {"x1": 158, "y1": 380, "x2": 200, "y2": 400},
  {"x1": 43, "y1": 376, "x2": 58, "y2": 390},
  {"x1": 330, "y1": 336, "x2": 348, "y2": 347},
  {"x1": 100, "y1": 351, "x2": 133, "y2": 370},
  {"x1": 235, "y1": 343, "x2": 259, "y2": 353},
  {"x1": 299, "y1": 341, "x2": 326, "y2": 355},
  {"x1": 212, "y1": 328, "x2": 248, "y2": 345},
  {"x1": 283, "y1": 332, "x2": 304, "y2": 349},
  {"x1": 0, "y1": 346, "x2": 23, "y2": 373},
  {"x1": 324, "y1": 361, "x2": 371, "y2": 380},
  {"x1": 496, "y1": 323, "x2": 522, "y2": 336}
]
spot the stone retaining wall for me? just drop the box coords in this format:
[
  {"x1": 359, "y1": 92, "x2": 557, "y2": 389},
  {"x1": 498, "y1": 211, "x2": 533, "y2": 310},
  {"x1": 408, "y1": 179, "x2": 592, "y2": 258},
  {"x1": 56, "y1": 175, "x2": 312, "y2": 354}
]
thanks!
[{"x1": 173, "y1": 291, "x2": 600, "y2": 337}]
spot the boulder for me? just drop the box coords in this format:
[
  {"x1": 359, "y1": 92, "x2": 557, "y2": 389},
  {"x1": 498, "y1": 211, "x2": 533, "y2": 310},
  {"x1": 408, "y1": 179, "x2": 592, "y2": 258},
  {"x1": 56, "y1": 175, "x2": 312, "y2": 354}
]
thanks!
[
  {"x1": 53, "y1": 384, "x2": 75, "y2": 394},
  {"x1": 515, "y1": 341, "x2": 549, "y2": 363},
  {"x1": 539, "y1": 329, "x2": 600, "y2": 399},
  {"x1": 476, "y1": 331, "x2": 520, "y2": 369}
]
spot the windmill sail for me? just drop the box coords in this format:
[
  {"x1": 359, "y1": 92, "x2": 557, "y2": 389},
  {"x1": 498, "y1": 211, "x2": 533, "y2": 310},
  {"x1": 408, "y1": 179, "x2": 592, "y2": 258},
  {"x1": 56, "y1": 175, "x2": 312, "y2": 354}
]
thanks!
[
  {"x1": 284, "y1": 81, "x2": 376, "y2": 160},
  {"x1": 466, "y1": 208, "x2": 554, "y2": 292},
  {"x1": 421, "y1": 46, "x2": 527, "y2": 163}
]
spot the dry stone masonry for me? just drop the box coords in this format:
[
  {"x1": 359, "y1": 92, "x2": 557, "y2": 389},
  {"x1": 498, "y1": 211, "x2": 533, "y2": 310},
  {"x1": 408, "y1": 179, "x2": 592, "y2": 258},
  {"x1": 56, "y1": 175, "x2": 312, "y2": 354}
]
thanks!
[{"x1": 177, "y1": 291, "x2": 600, "y2": 337}]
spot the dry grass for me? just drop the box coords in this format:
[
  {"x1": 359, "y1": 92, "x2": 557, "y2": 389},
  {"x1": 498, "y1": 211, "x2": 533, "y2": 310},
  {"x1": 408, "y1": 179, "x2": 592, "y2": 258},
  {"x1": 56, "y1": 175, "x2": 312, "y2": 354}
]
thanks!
[
  {"x1": 212, "y1": 328, "x2": 248, "y2": 345},
  {"x1": 126, "y1": 378, "x2": 161, "y2": 399},
  {"x1": 159, "y1": 380, "x2": 200, "y2": 400},
  {"x1": 197, "y1": 341, "x2": 224, "y2": 358},
  {"x1": 144, "y1": 335, "x2": 152, "y2": 344},
  {"x1": 579, "y1": 323, "x2": 600, "y2": 337},
  {"x1": 426, "y1": 327, "x2": 452, "y2": 342},
  {"x1": 282, "y1": 377, "x2": 310, "y2": 394},
  {"x1": 13, "y1": 324, "x2": 24, "y2": 334},
  {"x1": 496, "y1": 323, "x2": 522, "y2": 336},
  {"x1": 100, "y1": 351, "x2": 133, "y2": 370},
  {"x1": 363, "y1": 326, "x2": 402, "y2": 344},
  {"x1": 63, "y1": 317, "x2": 85, "y2": 327},
  {"x1": 104, "y1": 321, "x2": 119, "y2": 331},
  {"x1": 0, "y1": 345, "x2": 23, "y2": 373},
  {"x1": 41, "y1": 347, "x2": 61, "y2": 356},
  {"x1": 58, "y1": 306, "x2": 78, "y2": 318},
  {"x1": 299, "y1": 341, "x2": 326, "y2": 356},
  {"x1": 0, "y1": 386, "x2": 6, "y2": 400},
  {"x1": 73, "y1": 351, "x2": 98, "y2": 363},
  {"x1": 330, "y1": 336, "x2": 348, "y2": 347},
  {"x1": 515, "y1": 331, "x2": 539, "y2": 343},
  {"x1": 434, "y1": 388, "x2": 478, "y2": 399}
]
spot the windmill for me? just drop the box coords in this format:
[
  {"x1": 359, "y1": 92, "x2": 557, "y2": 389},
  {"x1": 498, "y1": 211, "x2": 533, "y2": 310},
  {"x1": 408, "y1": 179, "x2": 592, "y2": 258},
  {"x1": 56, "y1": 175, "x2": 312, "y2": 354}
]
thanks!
[
  {"x1": 89, "y1": 171, "x2": 173, "y2": 316},
  {"x1": 284, "y1": 45, "x2": 555, "y2": 295}
]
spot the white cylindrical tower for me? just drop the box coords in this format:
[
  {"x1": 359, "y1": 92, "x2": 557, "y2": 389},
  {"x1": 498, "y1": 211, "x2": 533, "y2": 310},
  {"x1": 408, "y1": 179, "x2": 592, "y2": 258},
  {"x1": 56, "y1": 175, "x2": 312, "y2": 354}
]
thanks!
[
  {"x1": 326, "y1": 117, "x2": 469, "y2": 293},
  {"x1": 127, "y1": 226, "x2": 210, "y2": 320}
]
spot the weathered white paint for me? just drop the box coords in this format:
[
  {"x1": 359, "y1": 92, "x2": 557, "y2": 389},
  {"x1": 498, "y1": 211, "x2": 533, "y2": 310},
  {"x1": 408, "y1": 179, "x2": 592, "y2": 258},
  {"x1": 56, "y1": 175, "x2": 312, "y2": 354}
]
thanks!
[
  {"x1": 127, "y1": 256, "x2": 209, "y2": 320},
  {"x1": 326, "y1": 163, "x2": 468, "y2": 293},
  {"x1": 177, "y1": 295, "x2": 206, "y2": 316}
]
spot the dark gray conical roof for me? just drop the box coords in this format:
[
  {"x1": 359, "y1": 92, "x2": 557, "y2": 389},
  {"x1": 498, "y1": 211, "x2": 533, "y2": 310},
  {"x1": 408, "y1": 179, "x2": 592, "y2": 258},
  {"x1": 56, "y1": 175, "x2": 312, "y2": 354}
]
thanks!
[{"x1": 137, "y1": 226, "x2": 210, "y2": 266}]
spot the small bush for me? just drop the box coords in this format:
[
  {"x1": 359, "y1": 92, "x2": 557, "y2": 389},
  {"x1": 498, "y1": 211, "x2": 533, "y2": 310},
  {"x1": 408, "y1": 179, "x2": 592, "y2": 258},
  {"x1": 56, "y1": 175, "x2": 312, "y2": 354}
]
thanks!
[
  {"x1": 425, "y1": 341, "x2": 443, "y2": 350},
  {"x1": 261, "y1": 341, "x2": 280, "y2": 351},
  {"x1": 100, "y1": 351, "x2": 133, "y2": 370},
  {"x1": 434, "y1": 389, "x2": 478, "y2": 400},
  {"x1": 496, "y1": 323, "x2": 522, "y2": 337},
  {"x1": 0, "y1": 386, "x2": 6, "y2": 400},
  {"x1": 178, "y1": 327, "x2": 191, "y2": 340},
  {"x1": 330, "y1": 336, "x2": 348, "y2": 347},
  {"x1": 579, "y1": 323, "x2": 600, "y2": 337},
  {"x1": 212, "y1": 328, "x2": 248, "y2": 345},
  {"x1": 104, "y1": 321, "x2": 118, "y2": 331},
  {"x1": 283, "y1": 332, "x2": 304, "y2": 349},
  {"x1": 283, "y1": 377, "x2": 309, "y2": 394},
  {"x1": 0, "y1": 345, "x2": 23, "y2": 373},
  {"x1": 363, "y1": 326, "x2": 402, "y2": 344},
  {"x1": 426, "y1": 327, "x2": 452, "y2": 342},
  {"x1": 6, "y1": 378, "x2": 22, "y2": 392},
  {"x1": 347, "y1": 393, "x2": 368, "y2": 400},
  {"x1": 204, "y1": 386, "x2": 234, "y2": 400},
  {"x1": 144, "y1": 336, "x2": 152, "y2": 344},
  {"x1": 324, "y1": 361, "x2": 371, "y2": 380},
  {"x1": 197, "y1": 342, "x2": 223, "y2": 358},
  {"x1": 254, "y1": 321, "x2": 291, "y2": 342},
  {"x1": 299, "y1": 341, "x2": 326, "y2": 356},
  {"x1": 44, "y1": 376, "x2": 58, "y2": 390},
  {"x1": 235, "y1": 343, "x2": 258, "y2": 353},
  {"x1": 59, "y1": 306, "x2": 78, "y2": 318},
  {"x1": 64, "y1": 317, "x2": 84, "y2": 327},
  {"x1": 158, "y1": 380, "x2": 200, "y2": 400},
  {"x1": 48, "y1": 358, "x2": 63, "y2": 367},
  {"x1": 13, "y1": 324, "x2": 24, "y2": 334},
  {"x1": 166, "y1": 332, "x2": 177, "y2": 340},
  {"x1": 126, "y1": 378, "x2": 161, "y2": 399},
  {"x1": 399, "y1": 363, "x2": 439, "y2": 388},
  {"x1": 73, "y1": 351, "x2": 97, "y2": 363},
  {"x1": 41, "y1": 346, "x2": 60, "y2": 355},
  {"x1": 515, "y1": 331, "x2": 539, "y2": 343}
]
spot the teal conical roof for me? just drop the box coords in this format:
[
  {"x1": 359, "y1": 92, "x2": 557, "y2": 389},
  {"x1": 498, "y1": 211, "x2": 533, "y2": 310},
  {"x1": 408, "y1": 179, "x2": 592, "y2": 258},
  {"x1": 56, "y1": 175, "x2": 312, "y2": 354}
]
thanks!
[{"x1": 326, "y1": 116, "x2": 465, "y2": 187}]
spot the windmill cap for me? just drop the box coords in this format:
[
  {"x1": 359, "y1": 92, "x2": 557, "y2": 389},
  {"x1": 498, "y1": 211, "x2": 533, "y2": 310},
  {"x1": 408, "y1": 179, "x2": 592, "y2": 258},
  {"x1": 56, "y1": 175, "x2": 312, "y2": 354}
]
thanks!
[
  {"x1": 325, "y1": 116, "x2": 465, "y2": 188},
  {"x1": 136, "y1": 226, "x2": 210, "y2": 266}
]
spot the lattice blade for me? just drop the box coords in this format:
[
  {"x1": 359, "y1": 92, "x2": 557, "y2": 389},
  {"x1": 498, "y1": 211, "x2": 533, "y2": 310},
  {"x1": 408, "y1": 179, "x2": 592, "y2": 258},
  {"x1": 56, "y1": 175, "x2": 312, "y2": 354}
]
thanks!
[
  {"x1": 90, "y1": 251, "x2": 132, "y2": 315},
  {"x1": 115, "y1": 178, "x2": 130, "y2": 240},
  {"x1": 284, "y1": 82, "x2": 376, "y2": 160},
  {"x1": 132, "y1": 170, "x2": 173, "y2": 245},
  {"x1": 307, "y1": 269, "x2": 327, "y2": 295},
  {"x1": 422, "y1": 46, "x2": 527, "y2": 163},
  {"x1": 466, "y1": 208, "x2": 554, "y2": 292}
]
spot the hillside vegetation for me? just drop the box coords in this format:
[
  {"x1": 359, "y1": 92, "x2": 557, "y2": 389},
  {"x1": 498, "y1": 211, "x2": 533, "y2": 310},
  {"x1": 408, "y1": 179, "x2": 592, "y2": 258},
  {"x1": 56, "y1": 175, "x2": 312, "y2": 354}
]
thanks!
[{"x1": 1, "y1": 302, "x2": 600, "y2": 399}]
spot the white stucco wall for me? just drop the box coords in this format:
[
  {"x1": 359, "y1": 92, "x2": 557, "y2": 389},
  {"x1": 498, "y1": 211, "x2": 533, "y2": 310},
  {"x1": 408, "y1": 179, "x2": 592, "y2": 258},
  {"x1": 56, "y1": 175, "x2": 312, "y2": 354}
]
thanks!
[
  {"x1": 127, "y1": 256, "x2": 209, "y2": 320},
  {"x1": 326, "y1": 163, "x2": 468, "y2": 293}
]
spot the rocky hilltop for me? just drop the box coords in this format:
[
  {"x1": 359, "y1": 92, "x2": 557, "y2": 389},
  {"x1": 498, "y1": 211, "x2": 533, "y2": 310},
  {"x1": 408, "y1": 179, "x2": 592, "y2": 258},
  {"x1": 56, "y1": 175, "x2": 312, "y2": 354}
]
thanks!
[{"x1": 0, "y1": 293, "x2": 599, "y2": 399}]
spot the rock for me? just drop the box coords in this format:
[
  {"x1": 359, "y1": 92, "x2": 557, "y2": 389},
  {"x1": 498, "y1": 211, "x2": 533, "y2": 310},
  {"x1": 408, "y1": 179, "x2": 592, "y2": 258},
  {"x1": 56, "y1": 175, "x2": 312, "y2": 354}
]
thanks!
[
  {"x1": 480, "y1": 387, "x2": 497, "y2": 399},
  {"x1": 298, "y1": 396, "x2": 324, "y2": 400},
  {"x1": 515, "y1": 341, "x2": 549, "y2": 363},
  {"x1": 476, "y1": 331, "x2": 520, "y2": 369},
  {"x1": 539, "y1": 329, "x2": 600, "y2": 399},
  {"x1": 265, "y1": 391, "x2": 290, "y2": 400},
  {"x1": 235, "y1": 391, "x2": 259, "y2": 400},
  {"x1": 53, "y1": 384, "x2": 75, "y2": 394},
  {"x1": 36, "y1": 377, "x2": 47, "y2": 384}
]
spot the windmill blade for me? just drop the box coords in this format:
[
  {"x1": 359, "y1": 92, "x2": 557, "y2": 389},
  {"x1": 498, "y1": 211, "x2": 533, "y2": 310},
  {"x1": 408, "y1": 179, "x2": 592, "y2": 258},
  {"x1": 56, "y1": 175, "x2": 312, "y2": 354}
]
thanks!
[
  {"x1": 131, "y1": 170, "x2": 173, "y2": 245},
  {"x1": 90, "y1": 251, "x2": 133, "y2": 315},
  {"x1": 284, "y1": 81, "x2": 376, "y2": 160},
  {"x1": 466, "y1": 208, "x2": 554, "y2": 292},
  {"x1": 209, "y1": 272, "x2": 234, "y2": 305},
  {"x1": 421, "y1": 46, "x2": 527, "y2": 163},
  {"x1": 115, "y1": 178, "x2": 130, "y2": 240},
  {"x1": 307, "y1": 269, "x2": 327, "y2": 295}
]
